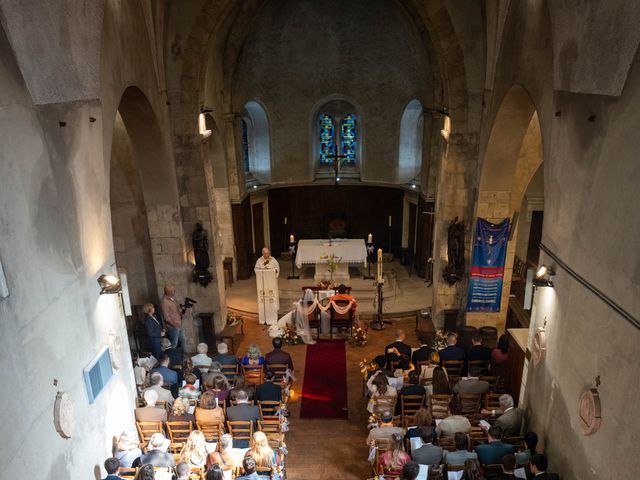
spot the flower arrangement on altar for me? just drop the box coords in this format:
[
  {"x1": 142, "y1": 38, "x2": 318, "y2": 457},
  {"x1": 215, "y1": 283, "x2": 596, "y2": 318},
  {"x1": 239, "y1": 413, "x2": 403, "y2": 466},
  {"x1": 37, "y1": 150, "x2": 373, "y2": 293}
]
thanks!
[
  {"x1": 317, "y1": 280, "x2": 336, "y2": 290},
  {"x1": 320, "y1": 253, "x2": 342, "y2": 284},
  {"x1": 279, "y1": 324, "x2": 302, "y2": 345},
  {"x1": 359, "y1": 358, "x2": 378, "y2": 381},
  {"x1": 431, "y1": 329, "x2": 449, "y2": 351},
  {"x1": 226, "y1": 311, "x2": 242, "y2": 327},
  {"x1": 349, "y1": 324, "x2": 368, "y2": 347}
]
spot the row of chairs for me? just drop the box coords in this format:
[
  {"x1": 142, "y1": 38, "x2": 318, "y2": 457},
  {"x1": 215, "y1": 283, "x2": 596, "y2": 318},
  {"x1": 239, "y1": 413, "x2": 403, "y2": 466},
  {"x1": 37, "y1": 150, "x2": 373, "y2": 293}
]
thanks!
[{"x1": 119, "y1": 464, "x2": 275, "y2": 480}]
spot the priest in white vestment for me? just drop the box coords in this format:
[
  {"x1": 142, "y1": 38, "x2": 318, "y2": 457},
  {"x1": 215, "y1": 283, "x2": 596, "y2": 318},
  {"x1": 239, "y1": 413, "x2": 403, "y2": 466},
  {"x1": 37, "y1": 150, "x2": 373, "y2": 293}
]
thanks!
[{"x1": 254, "y1": 247, "x2": 280, "y2": 325}]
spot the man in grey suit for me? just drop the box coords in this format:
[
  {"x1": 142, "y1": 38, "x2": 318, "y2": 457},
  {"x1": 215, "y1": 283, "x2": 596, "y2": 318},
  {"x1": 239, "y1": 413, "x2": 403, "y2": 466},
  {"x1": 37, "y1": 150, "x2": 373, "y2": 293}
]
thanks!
[
  {"x1": 227, "y1": 389, "x2": 260, "y2": 423},
  {"x1": 481, "y1": 394, "x2": 522, "y2": 438},
  {"x1": 411, "y1": 427, "x2": 443, "y2": 466},
  {"x1": 453, "y1": 366, "x2": 490, "y2": 395}
]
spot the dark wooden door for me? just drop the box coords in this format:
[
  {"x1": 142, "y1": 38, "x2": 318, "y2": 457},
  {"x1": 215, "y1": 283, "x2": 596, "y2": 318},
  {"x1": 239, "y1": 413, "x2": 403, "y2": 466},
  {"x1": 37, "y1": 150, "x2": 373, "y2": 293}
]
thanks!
[{"x1": 252, "y1": 202, "x2": 265, "y2": 257}]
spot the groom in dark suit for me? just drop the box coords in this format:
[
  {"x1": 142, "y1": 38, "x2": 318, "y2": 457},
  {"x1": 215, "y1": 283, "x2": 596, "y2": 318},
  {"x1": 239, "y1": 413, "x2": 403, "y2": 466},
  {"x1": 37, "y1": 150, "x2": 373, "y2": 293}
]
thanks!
[{"x1": 385, "y1": 329, "x2": 412, "y2": 370}]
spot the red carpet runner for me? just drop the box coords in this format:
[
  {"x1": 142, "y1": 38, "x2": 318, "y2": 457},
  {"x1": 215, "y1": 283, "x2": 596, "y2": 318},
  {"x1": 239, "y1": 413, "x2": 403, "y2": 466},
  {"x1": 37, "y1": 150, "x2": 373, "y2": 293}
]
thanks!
[{"x1": 300, "y1": 339, "x2": 348, "y2": 419}]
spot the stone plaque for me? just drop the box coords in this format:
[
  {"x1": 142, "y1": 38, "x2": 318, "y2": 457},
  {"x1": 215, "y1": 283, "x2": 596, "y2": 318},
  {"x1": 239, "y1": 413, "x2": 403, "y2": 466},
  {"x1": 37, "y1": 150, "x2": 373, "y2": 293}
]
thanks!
[
  {"x1": 53, "y1": 392, "x2": 75, "y2": 439},
  {"x1": 532, "y1": 327, "x2": 547, "y2": 366},
  {"x1": 578, "y1": 387, "x2": 601, "y2": 436}
]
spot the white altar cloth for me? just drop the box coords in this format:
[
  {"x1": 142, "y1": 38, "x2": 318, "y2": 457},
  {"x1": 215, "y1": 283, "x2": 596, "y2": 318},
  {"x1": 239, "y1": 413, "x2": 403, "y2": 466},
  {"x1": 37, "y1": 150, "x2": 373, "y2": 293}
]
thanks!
[{"x1": 295, "y1": 239, "x2": 368, "y2": 268}]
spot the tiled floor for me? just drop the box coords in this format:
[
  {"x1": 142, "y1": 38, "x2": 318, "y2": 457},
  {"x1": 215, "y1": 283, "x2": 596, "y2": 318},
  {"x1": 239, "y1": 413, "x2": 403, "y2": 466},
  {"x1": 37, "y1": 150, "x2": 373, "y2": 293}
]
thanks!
[{"x1": 233, "y1": 313, "x2": 419, "y2": 479}]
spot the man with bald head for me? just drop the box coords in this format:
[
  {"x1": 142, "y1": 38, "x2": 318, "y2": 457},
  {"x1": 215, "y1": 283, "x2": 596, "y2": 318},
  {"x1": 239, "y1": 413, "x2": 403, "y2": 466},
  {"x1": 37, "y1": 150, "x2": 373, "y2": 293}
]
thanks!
[
  {"x1": 161, "y1": 284, "x2": 185, "y2": 350},
  {"x1": 255, "y1": 247, "x2": 280, "y2": 276},
  {"x1": 254, "y1": 247, "x2": 280, "y2": 325}
]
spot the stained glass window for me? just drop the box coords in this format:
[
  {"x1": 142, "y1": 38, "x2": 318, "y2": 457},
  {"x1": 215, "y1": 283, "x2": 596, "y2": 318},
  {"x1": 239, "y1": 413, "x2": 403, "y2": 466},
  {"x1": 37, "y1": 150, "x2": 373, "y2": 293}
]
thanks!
[
  {"x1": 319, "y1": 114, "x2": 335, "y2": 164},
  {"x1": 241, "y1": 119, "x2": 250, "y2": 173},
  {"x1": 341, "y1": 113, "x2": 356, "y2": 164}
]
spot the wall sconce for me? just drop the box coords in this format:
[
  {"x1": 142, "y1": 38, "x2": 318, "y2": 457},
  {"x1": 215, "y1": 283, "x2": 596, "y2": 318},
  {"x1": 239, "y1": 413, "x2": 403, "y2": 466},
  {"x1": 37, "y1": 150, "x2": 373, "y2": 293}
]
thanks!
[
  {"x1": 198, "y1": 106, "x2": 213, "y2": 138},
  {"x1": 97, "y1": 274, "x2": 122, "y2": 294},
  {"x1": 533, "y1": 265, "x2": 555, "y2": 287}
]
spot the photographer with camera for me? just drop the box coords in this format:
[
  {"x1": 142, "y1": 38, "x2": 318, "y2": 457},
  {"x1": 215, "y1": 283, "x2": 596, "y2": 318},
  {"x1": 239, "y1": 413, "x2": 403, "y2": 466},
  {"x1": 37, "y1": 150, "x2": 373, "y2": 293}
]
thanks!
[{"x1": 161, "y1": 284, "x2": 186, "y2": 350}]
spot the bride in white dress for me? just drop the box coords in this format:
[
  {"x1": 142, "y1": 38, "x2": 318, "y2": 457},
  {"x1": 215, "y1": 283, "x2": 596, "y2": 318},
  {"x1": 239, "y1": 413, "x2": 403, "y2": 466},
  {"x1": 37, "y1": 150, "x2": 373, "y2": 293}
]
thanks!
[{"x1": 268, "y1": 289, "x2": 316, "y2": 344}]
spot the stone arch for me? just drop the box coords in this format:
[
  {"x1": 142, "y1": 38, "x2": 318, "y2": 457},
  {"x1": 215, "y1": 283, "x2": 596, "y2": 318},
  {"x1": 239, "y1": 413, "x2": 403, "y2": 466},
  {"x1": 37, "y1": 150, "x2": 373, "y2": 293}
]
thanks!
[
  {"x1": 242, "y1": 100, "x2": 271, "y2": 184},
  {"x1": 398, "y1": 99, "x2": 424, "y2": 184},
  {"x1": 468, "y1": 84, "x2": 544, "y2": 329}
]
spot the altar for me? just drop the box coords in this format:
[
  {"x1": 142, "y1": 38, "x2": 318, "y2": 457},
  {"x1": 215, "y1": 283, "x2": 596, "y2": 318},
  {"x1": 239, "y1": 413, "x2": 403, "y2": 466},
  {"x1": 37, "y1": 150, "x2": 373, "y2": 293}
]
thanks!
[{"x1": 295, "y1": 238, "x2": 368, "y2": 281}]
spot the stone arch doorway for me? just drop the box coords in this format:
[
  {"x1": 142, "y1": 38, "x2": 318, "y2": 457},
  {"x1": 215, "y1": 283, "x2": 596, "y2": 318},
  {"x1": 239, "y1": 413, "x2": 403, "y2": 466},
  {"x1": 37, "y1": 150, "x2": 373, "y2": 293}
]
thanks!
[{"x1": 467, "y1": 85, "x2": 544, "y2": 331}]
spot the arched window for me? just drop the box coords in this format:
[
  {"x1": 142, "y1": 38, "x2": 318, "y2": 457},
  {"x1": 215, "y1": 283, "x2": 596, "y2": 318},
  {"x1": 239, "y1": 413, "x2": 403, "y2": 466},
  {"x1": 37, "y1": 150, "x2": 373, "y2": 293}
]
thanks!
[
  {"x1": 315, "y1": 99, "x2": 359, "y2": 169},
  {"x1": 398, "y1": 99, "x2": 423, "y2": 183},
  {"x1": 242, "y1": 100, "x2": 271, "y2": 183}
]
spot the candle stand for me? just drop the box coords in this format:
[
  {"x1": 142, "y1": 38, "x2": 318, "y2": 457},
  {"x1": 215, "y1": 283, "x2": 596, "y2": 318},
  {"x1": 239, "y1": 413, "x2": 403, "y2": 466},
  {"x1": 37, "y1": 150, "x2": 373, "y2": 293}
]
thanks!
[{"x1": 287, "y1": 241, "x2": 299, "y2": 279}]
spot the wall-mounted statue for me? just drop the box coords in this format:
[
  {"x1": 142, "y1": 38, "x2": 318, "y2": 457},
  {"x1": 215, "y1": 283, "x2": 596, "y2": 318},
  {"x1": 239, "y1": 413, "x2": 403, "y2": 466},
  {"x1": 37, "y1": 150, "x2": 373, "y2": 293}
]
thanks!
[
  {"x1": 443, "y1": 216, "x2": 465, "y2": 285},
  {"x1": 192, "y1": 223, "x2": 212, "y2": 287}
]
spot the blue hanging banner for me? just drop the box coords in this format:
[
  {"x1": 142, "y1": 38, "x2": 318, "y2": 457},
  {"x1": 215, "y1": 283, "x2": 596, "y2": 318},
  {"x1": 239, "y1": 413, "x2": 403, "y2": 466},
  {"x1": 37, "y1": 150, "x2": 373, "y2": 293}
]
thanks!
[{"x1": 466, "y1": 217, "x2": 510, "y2": 312}]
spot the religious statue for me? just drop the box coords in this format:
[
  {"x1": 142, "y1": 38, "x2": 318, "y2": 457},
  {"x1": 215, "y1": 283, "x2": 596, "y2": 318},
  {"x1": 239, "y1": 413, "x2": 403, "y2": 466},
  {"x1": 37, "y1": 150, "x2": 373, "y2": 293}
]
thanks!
[
  {"x1": 191, "y1": 223, "x2": 212, "y2": 287},
  {"x1": 443, "y1": 216, "x2": 465, "y2": 285}
]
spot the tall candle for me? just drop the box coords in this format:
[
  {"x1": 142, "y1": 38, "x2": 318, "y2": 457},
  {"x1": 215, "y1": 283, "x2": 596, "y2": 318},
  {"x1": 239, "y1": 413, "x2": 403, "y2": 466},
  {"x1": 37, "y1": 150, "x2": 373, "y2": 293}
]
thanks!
[
  {"x1": 377, "y1": 248, "x2": 383, "y2": 283},
  {"x1": 367, "y1": 233, "x2": 373, "y2": 243},
  {"x1": 290, "y1": 234, "x2": 294, "y2": 243},
  {"x1": 284, "y1": 217, "x2": 287, "y2": 225},
  {"x1": 388, "y1": 215, "x2": 392, "y2": 227}
]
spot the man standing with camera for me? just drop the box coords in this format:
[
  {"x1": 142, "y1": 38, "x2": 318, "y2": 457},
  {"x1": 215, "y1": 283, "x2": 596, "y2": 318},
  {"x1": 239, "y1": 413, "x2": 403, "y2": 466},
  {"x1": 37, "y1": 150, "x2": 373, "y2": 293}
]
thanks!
[{"x1": 161, "y1": 284, "x2": 185, "y2": 350}]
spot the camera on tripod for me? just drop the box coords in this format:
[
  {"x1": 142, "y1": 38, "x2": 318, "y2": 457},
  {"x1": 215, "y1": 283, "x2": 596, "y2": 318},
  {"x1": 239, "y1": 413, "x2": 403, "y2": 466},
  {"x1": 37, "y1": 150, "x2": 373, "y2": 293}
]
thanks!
[{"x1": 180, "y1": 297, "x2": 197, "y2": 315}]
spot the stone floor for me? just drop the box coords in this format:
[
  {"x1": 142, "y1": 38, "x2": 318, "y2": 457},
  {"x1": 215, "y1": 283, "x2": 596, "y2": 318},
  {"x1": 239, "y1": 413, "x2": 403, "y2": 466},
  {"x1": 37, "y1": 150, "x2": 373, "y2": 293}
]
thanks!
[{"x1": 231, "y1": 312, "x2": 420, "y2": 479}]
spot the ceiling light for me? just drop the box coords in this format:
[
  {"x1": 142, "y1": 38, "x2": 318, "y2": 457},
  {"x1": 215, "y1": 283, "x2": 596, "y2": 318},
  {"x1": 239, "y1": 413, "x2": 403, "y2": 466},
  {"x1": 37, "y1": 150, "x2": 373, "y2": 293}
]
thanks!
[{"x1": 533, "y1": 265, "x2": 555, "y2": 287}]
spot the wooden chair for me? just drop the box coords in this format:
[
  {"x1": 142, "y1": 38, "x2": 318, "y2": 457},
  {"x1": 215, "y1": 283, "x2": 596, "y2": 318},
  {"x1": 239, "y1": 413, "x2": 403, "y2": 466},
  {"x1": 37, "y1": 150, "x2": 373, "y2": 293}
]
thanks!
[
  {"x1": 153, "y1": 466, "x2": 174, "y2": 480},
  {"x1": 400, "y1": 394, "x2": 425, "y2": 427},
  {"x1": 243, "y1": 364, "x2": 264, "y2": 386},
  {"x1": 479, "y1": 375, "x2": 499, "y2": 392},
  {"x1": 196, "y1": 421, "x2": 224, "y2": 442},
  {"x1": 166, "y1": 420, "x2": 193, "y2": 443},
  {"x1": 119, "y1": 467, "x2": 137, "y2": 478},
  {"x1": 329, "y1": 299, "x2": 354, "y2": 338},
  {"x1": 467, "y1": 359, "x2": 490, "y2": 375},
  {"x1": 193, "y1": 364, "x2": 211, "y2": 374},
  {"x1": 442, "y1": 359, "x2": 464, "y2": 378},
  {"x1": 230, "y1": 399, "x2": 254, "y2": 406},
  {"x1": 503, "y1": 436, "x2": 526, "y2": 450},
  {"x1": 258, "y1": 419, "x2": 282, "y2": 434},
  {"x1": 305, "y1": 300, "x2": 321, "y2": 338},
  {"x1": 372, "y1": 394, "x2": 397, "y2": 416},
  {"x1": 189, "y1": 467, "x2": 206, "y2": 480},
  {"x1": 458, "y1": 392, "x2": 483, "y2": 415},
  {"x1": 438, "y1": 435, "x2": 456, "y2": 451},
  {"x1": 482, "y1": 463, "x2": 504, "y2": 479},
  {"x1": 256, "y1": 466, "x2": 274, "y2": 476},
  {"x1": 484, "y1": 393, "x2": 503, "y2": 410},
  {"x1": 266, "y1": 363, "x2": 288, "y2": 383},
  {"x1": 136, "y1": 421, "x2": 163, "y2": 443},
  {"x1": 227, "y1": 420, "x2": 253, "y2": 446},
  {"x1": 220, "y1": 363, "x2": 239, "y2": 383},
  {"x1": 258, "y1": 400, "x2": 281, "y2": 420},
  {"x1": 155, "y1": 400, "x2": 169, "y2": 411},
  {"x1": 169, "y1": 442, "x2": 184, "y2": 454},
  {"x1": 429, "y1": 394, "x2": 452, "y2": 420}
]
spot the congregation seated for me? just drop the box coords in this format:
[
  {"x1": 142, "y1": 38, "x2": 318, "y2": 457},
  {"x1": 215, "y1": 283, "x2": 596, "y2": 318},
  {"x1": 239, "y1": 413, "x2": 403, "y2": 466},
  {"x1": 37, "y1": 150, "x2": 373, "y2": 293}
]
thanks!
[
  {"x1": 401, "y1": 461, "x2": 420, "y2": 480},
  {"x1": 241, "y1": 344, "x2": 265, "y2": 366},
  {"x1": 411, "y1": 427, "x2": 443, "y2": 466},
  {"x1": 168, "y1": 397, "x2": 195, "y2": 423},
  {"x1": 180, "y1": 430, "x2": 209, "y2": 468},
  {"x1": 529, "y1": 453, "x2": 559, "y2": 480},
  {"x1": 515, "y1": 431, "x2": 538, "y2": 466},
  {"x1": 178, "y1": 373, "x2": 202, "y2": 400},
  {"x1": 227, "y1": 388, "x2": 260, "y2": 424},
  {"x1": 411, "y1": 336, "x2": 436, "y2": 366},
  {"x1": 212, "y1": 342, "x2": 238, "y2": 366},
  {"x1": 237, "y1": 456, "x2": 260, "y2": 480},
  {"x1": 438, "y1": 332, "x2": 466, "y2": 363},
  {"x1": 143, "y1": 372, "x2": 175, "y2": 405},
  {"x1": 436, "y1": 398, "x2": 471, "y2": 437},
  {"x1": 151, "y1": 355, "x2": 178, "y2": 386},
  {"x1": 474, "y1": 425, "x2": 513, "y2": 465},
  {"x1": 133, "y1": 433, "x2": 175, "y2": 468},
  {"x1": 265, "y1": 337, "x2": 294, "y2": 371},
  {"x1": 246, "y1": 431, "x2": 282, "y2": 478},
  {"x1": 481, "y1": 394, "x2": 522, "y2": 437},
  {"x1": 405, "y1": 408, "x2": 432, "y2": 443},
  {"x1": 385, "y1": 329, "x2": 412, "y2": 370},
  {"x1": 461, "y1": 458, "x2": 485, "y2": 480},
  {"x1": 396, "y1": 371, "x2": 426, "y2": 415},
  {"x1": 490, "y1": 335, "x2": 509, "y2": 374},
  {"x1": 500, "y1": 453, "x2": 518, "y2": 479},
  {"x1": 255, "y1": 370, "x2": 283, "y2": 402},
  {"x1": 195, "y1": 391, "x2": 225, "y2": 424},
  {"x1": 192, "y1": 342, "x2": 213, "y2": 373},
  {"x1": 366, "y1": 370, "x2": 398, "y2": 413},
  {"x1": 466, "y1": 335, "x2": 492, "y2": 364},
  {"x1": 378, "y1": 432, "x2": 411, "y2": 477},
  {"x1": 443, "y1": 432, "x2": 477, "y2": 465},
  {"x1": 366, "y1": 410, "x2": 404, "y2": 445},
  {"x1": 181, "y1": 358, "x2": 203, "y2": 386},
  {"x1": 453, "y1": 367, "x2": 490, "y2": 395},
  {"x1": 135, "y1": 389, "x2": 167, "y2": 422},
  {"x1": 114, "y1": 430, "x2": 143, "y2": 468},
  {"x1": 204, "y1": 373, "x2": 231, "y2": 404},
  {"x1": 431, "y1": 366, "x2": 451, "y2": 396},
  {"x1": 208, "y1": 433, "x2": 245, "y2": 470},
  {"x1": 329, "y1": 283, "x2": 358, "y2": 312},
  {"x1": 102, "y1": 457, "x2": 122, "y2": 480}
]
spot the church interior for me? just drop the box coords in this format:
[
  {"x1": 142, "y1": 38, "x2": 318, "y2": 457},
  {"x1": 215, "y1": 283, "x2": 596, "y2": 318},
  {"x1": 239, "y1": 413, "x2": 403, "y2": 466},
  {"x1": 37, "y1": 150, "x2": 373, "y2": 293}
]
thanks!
[{"x1": 1, "y1": 0, "x2": 639, "y2": 479}]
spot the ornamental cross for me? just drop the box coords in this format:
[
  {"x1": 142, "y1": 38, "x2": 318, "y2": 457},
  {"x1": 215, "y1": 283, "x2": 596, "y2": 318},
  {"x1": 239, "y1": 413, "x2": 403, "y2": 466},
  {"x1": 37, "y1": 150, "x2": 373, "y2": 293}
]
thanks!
[{"x1": 324, "y1": 151, "x2": 348, "y2": 185}]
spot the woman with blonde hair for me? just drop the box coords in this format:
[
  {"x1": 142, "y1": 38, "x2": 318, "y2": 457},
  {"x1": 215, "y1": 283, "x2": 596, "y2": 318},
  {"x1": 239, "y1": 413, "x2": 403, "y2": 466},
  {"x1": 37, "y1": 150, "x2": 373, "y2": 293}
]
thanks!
[
  {"x1": 195, "y1": 391, "x2": 225, "y2": 424},
  {"x1": 114, "y1": 430, "x2": 142, "y2": 468},
  {"x1": 378, "y1": 433, "x2": 410, "y2": 477},
  {"x1": 168, "y1": 397, "x2": 195, "y2": 423},
  {"x1": 241, "y1": 343, "x2": 265, "y2": 366},
  {"x1": 180, "y1": 430, "x2": 208, "y2": 468},
  {"x1": 245, "y1": 431, "x2": 281, "y2": 478}
]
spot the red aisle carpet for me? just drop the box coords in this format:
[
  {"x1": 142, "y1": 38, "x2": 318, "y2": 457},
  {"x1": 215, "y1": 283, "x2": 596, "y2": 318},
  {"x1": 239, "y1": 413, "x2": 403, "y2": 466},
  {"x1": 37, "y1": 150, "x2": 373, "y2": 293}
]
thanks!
[{"x1": 300, "y1": 339, "x2": 348, "y2": 419}]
